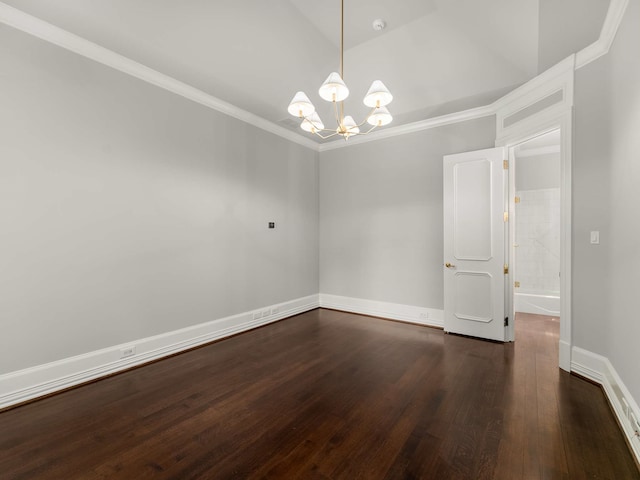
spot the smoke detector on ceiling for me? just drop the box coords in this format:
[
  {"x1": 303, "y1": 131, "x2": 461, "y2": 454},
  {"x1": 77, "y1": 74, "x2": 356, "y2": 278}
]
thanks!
[{"x1": 372, "y1": 19, "x2": 386, "y2": 31}]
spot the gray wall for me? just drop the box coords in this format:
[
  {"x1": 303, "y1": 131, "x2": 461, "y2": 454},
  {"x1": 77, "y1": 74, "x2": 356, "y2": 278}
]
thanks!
[
  {"x1": 319, "y1": 118, "x2": 496, "y2": 308},
  {"x1": 538, "y1": 0, "x2": 610, "y2": 72},
  {"x1": 3, "y1": 0, "x2": 638, "y2": 408},
  {"x1": 573, "y1": 0, "x2": 640, "y2": 402},
  {"x1": 0, "y1": 26, "x2": 319, "y2": 374}
]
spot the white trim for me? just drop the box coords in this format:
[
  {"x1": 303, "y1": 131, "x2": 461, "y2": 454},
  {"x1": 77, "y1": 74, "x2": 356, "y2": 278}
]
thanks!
[
  {"x1": 558, "y1": 112, "x2": 573, "y2": 372},
  {"x1": 499, "y1": 110, "x2": 572, "y2": 371},
  {"x1": 319, "y1": 293, "x2": 443, "y2": 328},
  {"x1": 498, "y1": 105, "x2": 570, "y2": 148},
  {"x1": 571, "y1": 347, "x2": 607, "y2": 383},
  {"x1": 572, "y1": 347, "x2": 640, "y2": 464},
  {"x1": 0, "y1": 2, "x2": 318, "y2": 152},
  {"x1": 559, "y1": 340, "x2": 571, "y2": 372},
  {"x1": 0, "y1": 295, "x2": 319, "y2": 410},
  {"x1": 495, "y1": 56, "x2": 575, "y2": 144},
  {"x1": 318, "y1": 105, "x2": 495, "y2": 152},
  {"x1": 494, "y1": 56, "x2": 575, "y2": 115},
  {"x1": 575, "y1": 0, "x2": 630, "y2": 69}
]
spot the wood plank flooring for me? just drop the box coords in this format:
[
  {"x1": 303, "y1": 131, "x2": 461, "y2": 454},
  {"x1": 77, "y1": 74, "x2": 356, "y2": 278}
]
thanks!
[{"x1": 0, "y1": 309, "x2": 638, "y2": 479}]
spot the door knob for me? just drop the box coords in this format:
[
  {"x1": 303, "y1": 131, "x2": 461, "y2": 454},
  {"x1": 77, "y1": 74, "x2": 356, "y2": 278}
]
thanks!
[{"x1": 445, "y1": 262, "x2": 456, "y2": 268}]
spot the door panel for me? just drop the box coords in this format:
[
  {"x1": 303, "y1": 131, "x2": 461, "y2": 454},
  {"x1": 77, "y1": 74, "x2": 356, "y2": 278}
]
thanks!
[
  {"x1": 453, "y1": 159, "x2": 492, "y2": 260},
  {"x1": 444, "y1": 147, "x2": 506, "y2": 341},
  {"x1": 454, "y1": 272, "x2": 493, "y2": 322}
]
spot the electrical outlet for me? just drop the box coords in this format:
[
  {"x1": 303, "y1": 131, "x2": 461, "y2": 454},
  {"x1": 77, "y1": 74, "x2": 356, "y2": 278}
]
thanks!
[
  {"x1": 262, "y1": 310, "x2": 270, "y2": 317},
  {"x1": 622, "y1": 397, "x2": 630, "y2": 418},
  {"x1": 253, "y1": 312, "x2": 262, "y2": 320},
  {"x1": 419, "y1": 312, "x2": 429, "y2": 320},
  {"x1": 120, "y1": 346, "x2": 136, "y2": 358},
  {"x1": 271, "y1": 307, "x2": 279, "y2": 315},
  {"x1": 631, "y1": 413, "x2": 640, "y2": 435}
]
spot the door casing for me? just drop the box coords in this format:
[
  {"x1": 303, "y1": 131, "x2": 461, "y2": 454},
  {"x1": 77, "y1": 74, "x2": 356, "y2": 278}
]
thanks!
[{"x1": 497, "y1": 111, "x2": 572, "y2": 371}]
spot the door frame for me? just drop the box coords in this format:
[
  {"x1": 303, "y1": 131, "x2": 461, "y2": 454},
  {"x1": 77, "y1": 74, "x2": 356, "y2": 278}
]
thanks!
[
  {"x1": 493, "y1": 54, "x2": 574, "y2": 371},
  {"x1": 496, "y1": 110, "x2": 572, "y2": 371}
]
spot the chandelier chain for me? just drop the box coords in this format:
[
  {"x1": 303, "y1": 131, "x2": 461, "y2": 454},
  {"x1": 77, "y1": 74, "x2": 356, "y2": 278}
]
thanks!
[{"x1": 340, "y1": 0, "x2": 344, "y2": 80}]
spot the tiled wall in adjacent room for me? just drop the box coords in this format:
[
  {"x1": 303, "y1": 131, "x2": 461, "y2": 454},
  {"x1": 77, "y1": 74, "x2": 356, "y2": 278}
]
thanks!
[{"x1": 515, "y1": 188, "x2": 561, "y2": 296}]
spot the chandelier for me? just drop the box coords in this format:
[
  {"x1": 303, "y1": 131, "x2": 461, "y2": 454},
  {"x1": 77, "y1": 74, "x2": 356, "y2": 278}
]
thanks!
[{"x1": 287, "y1": 0, "x2": 393, "y2": 140}]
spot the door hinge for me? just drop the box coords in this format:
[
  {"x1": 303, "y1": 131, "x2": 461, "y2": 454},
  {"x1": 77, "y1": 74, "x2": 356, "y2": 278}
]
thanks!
[
  {"x1": 504, "y1": 316, "x2": 509, "y2": 326},
  {"x1": 514, "y1": 281, "x2": 520, "y2": 288},
  {"x1": 504, "y1": 212, "x2": 509, "y2": 222},
  {"x1": 504, "y1": 264, "x2": 509, "y2": 274},
  {"x1": 515, "y1": 196, "x2": 520, "y2": 204},
  {"x1": 503, "y1": 160, "x2": 508, "y2": 170}
]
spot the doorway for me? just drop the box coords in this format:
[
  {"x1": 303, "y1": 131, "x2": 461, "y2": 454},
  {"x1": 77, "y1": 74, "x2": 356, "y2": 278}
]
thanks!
[
  {"x1": 512, "y1": 130, "x2": 561, "y2": 322},
  {"x1": 493, "y1": 60, "x2": 574, "y2": 371},
  {"x1": 505, "y1": 124, "x2": 571, "y2": 371}
]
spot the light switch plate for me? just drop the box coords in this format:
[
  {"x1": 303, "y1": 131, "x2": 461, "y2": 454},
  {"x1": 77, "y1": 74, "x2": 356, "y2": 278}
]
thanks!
[{"x1": 590, "y1": 231, "x2": 600, "y2": 244}]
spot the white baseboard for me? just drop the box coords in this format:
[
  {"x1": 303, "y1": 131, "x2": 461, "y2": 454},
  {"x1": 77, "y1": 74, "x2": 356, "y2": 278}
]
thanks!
[
  {"x1": 0, "y1": 294, "x2": 319, "y2": 410},
  {"x1": 514, "y1": 293, "x2": 560, "y2": 316},
  {"x1": 572, "y1": 346, "x2": 640, "y2": 464},
  {"x1": 319, "y1": 293, "x2": 444, "y2": 329}
]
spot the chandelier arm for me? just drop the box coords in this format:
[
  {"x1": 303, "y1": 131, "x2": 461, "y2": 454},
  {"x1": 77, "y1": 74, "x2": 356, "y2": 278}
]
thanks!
[
  {"x1": 298, "y1": 114, "x2": 341, "y2": 137},
  {"x1": 314, "y1": 130, "x2": 342, "y2": 140},
  {"x1": 299, "y1": 114, "x2": 341, "y2": 136},
  {"x1": 354, "y1": 108, "x2": 379, "y2": 128},
  {"x1": 347, "y1": 124, "x2": 379, "y2": 137},
  {"x1": 315, "y1": 127, "x2": 344, "y2": 135},
  {"x1": 361, "y1": 124, "x2": 379, "y2": 135}
]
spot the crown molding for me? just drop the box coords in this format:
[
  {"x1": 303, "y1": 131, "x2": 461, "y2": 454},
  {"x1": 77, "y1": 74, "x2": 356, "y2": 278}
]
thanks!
[
  {"x1": 0, "y1": 2, "x2": 319, "y2": 151},
  {"x1": 318, "y1": 104, "x2": 496, "y2": 152},
  {"x1": 575, "y1": 0, "x2": 629, "y2": 69},
  {"x1": 0, "y1": 0, "x2": 629, "y2": 153}
]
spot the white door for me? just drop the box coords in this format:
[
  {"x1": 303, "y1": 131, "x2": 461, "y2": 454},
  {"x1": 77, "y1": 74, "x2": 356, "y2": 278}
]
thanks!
[{"x1": 443, "y1": 147, "x2": 506, "y2": 341}]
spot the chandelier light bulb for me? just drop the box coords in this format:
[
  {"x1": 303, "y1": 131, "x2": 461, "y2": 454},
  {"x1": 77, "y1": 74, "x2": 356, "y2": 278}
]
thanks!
[
  {"x1": 287, "y1": 91, "x2": 315, "y2": 118},
  {"x1": 301, "y1": 112, "x2": 325, "y2": 133},
  {"x1": 319, "y1": 72, "x2": 350, "y2": 102},
  {"x1": 367, "y1": 106, "x2": 393, "y2": 126},
  {"x1": 341, "y1": 115, "x2": 360, "y2": 137},
  {"x1": 364, "y1": 80, "x2": 393, "y2": 108}
]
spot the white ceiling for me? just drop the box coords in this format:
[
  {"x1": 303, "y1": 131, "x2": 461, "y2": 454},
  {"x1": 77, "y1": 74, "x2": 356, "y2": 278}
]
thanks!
[{"x1": 1, "y1": 1, "x2": 592, "y2": 143}]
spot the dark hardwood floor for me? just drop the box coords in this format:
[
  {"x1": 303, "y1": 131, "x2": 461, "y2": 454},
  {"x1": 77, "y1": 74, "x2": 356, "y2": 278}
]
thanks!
[{"x1": 0, "y1": 309, "x2": 638, "y2": 479}]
